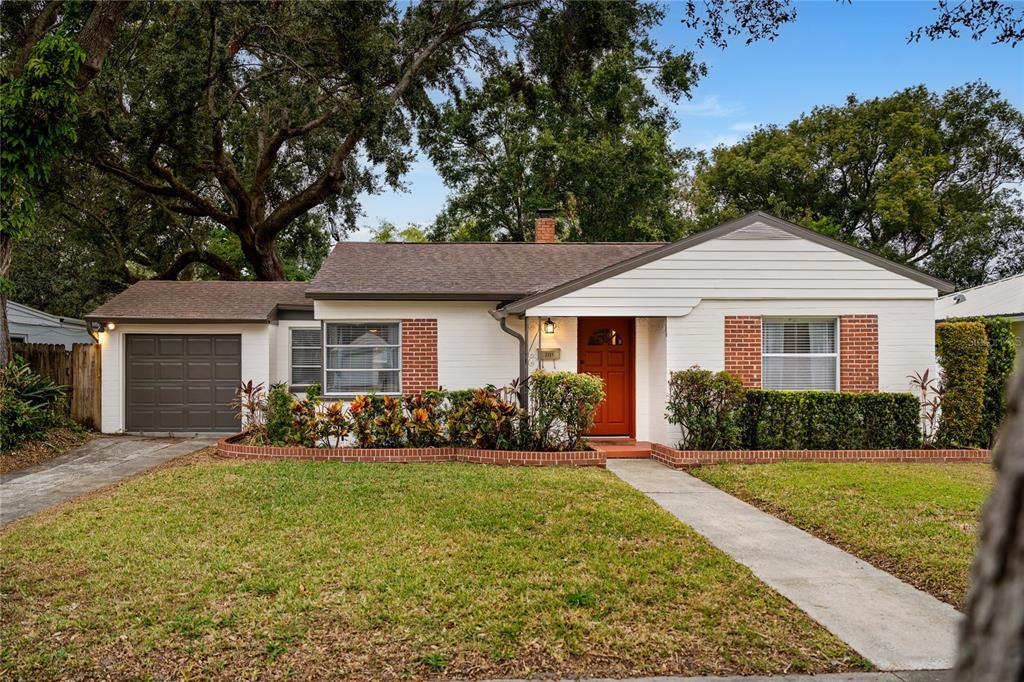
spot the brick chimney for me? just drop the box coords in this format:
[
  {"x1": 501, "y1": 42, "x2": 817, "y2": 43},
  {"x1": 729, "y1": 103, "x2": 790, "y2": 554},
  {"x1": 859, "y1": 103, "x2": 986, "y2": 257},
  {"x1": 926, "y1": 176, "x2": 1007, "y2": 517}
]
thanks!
[{"x1": 534, "y1": 208, "x2": 556, "y2": 244}]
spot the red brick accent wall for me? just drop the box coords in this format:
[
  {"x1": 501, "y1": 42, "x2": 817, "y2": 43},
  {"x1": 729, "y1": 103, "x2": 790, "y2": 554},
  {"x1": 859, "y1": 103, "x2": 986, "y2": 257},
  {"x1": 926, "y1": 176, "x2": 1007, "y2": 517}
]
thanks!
[
  {"x1": 839, "y1": 315, "x2": 879, "y2": 392},
  {"x1": 724, "y1": 316, "x2": 762, "y2": 388},
  {"x1": 401, "y1": 319, "x2": 438, "y2": 395}
]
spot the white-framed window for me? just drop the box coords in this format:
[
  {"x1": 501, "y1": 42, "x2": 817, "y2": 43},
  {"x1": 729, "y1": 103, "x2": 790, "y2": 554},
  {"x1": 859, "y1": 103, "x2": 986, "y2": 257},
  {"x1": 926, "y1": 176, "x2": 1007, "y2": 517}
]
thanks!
[
  {"x1": 290, "y1": 328, "x2": 323, "y2": 388},
  {"x1": 762, "y1": 318, "x2": 839, "y2": 391},
  {"x1": 324, "y1": 321, "x2": 401, "y2": 395}
]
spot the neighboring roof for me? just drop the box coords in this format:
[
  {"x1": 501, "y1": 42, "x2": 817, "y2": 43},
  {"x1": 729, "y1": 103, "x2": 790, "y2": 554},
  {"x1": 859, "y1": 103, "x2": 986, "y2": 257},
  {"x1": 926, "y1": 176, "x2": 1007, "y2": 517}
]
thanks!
[
  {"x1": 500, "y1": 212, "x2": 955, "y2": 314},
  {"x1": 936, "y1": 274, "x2": 1024, "y2": 321},
  {"x1": 86, "y1": 281, "x2": 311, "y2": 323},
  {"x1": 7, "y1": 301, "x2": 88, "y2": 329},
  {"x1": 306, "y1": 242, "x2": 664, "y2": 300}
]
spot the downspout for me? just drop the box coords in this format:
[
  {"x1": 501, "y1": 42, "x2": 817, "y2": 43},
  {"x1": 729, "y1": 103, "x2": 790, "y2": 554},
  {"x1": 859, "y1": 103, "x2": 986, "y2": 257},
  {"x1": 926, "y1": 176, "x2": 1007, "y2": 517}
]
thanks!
[{"x1": 491, "y1": 308, "x2": 529, "y2": 408}]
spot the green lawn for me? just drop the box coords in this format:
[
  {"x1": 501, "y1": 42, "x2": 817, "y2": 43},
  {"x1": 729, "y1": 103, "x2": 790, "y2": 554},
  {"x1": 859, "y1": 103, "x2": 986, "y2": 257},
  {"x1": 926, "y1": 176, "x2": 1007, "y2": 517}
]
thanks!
[
  {"x1": 1, "y1": 457, "x2": 864, "y2": 680},
  {"x1": 692, "y1": 462, "x2": 994, "y2": 608}
]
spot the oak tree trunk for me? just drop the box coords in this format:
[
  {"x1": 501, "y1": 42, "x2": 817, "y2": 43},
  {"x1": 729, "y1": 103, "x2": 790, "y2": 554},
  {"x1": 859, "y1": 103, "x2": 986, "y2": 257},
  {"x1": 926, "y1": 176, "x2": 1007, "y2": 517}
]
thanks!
[
  {"x1": 955, "y1": 357, "x2": 1024, "y2": 680},
  {"x1": 0, "y1": 233, "x2": 12, "y2": 365}
]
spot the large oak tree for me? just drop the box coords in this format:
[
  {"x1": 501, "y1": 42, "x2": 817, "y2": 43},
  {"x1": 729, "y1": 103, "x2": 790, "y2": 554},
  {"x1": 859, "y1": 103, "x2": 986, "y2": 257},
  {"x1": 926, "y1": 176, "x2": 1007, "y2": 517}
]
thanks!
[{"x1": 684, "y1": 83, "x2": 1024, "y2": 286}]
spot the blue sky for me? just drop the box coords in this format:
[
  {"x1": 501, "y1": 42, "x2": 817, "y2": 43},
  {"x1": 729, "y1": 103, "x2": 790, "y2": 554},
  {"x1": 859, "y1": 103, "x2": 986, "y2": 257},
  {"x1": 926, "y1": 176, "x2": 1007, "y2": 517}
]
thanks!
[{"x1": 354, "y1": 0, "x2": 1023, "y2": 240}]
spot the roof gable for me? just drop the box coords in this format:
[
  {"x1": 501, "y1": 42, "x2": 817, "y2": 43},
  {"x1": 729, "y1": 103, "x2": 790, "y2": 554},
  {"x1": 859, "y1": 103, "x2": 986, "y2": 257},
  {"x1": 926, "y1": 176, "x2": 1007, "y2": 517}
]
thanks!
[{"x1": 501, "y1": 212, "x2": 953, "y2": 314}]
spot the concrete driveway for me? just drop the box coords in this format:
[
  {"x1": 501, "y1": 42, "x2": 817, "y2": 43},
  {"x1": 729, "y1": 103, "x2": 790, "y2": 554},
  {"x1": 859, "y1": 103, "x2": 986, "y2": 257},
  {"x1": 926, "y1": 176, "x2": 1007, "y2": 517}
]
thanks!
[{"x1": 1, "y1": 436, "x2": 215, "y2": 526}]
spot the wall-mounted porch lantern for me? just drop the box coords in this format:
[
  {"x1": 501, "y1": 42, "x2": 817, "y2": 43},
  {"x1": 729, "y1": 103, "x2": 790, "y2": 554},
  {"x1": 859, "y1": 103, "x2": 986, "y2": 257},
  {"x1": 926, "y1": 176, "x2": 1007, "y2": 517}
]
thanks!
[{"x1": 543, "y1": 318, "x2": 555, "y2": 335}]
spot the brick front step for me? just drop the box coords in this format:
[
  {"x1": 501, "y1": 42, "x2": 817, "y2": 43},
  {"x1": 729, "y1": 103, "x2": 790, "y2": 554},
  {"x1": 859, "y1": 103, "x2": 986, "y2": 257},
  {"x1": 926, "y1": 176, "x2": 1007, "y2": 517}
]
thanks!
[
  {"x1": 589, "y1": 439, "x2": 653, "y2": 459},
  {"x1": 650, "y1": 442, "x2": 991, "y2": 468},
  {"x1": 216, "y1": 435, "x2": 605, "y2": 467}
]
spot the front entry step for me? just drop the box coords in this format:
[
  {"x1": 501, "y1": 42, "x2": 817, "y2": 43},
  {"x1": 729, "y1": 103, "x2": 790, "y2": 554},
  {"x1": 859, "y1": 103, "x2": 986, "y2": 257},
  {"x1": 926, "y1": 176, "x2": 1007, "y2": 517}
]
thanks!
[{"x1": 589, "y1": 439, "x2": 652, "y2": 459}]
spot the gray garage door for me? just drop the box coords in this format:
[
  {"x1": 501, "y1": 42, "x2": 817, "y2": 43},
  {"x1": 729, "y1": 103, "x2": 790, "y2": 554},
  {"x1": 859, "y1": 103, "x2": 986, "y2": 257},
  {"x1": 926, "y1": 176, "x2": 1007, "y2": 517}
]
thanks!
[{"x1": 125, "y1": 334, "x2": 241, "y2": 432}]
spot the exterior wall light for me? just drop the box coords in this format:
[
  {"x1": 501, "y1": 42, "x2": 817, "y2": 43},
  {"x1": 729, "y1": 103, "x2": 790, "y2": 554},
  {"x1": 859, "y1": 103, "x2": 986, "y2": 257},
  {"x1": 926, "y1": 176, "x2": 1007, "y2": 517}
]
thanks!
[
  {"x1": 106, "y1": 322, "x2": 116, "y2": 331},
  {"x1": 543, "y1": 318, "x2": 555, "y2": 334}
]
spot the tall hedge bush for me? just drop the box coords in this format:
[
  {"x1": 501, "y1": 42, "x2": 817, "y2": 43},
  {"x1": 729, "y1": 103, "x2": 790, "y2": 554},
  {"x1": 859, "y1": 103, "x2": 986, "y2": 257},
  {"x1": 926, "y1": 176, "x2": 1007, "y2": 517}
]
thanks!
[
  {"x1": 948, "y1": 316, "x2": 1017, "y2": 447},
  {"x1": 739, "y1": 390, "x2": 921, "y2": 450},
  {"x1": 935, "y1": 321, "x2": 989, "y2": 447}
]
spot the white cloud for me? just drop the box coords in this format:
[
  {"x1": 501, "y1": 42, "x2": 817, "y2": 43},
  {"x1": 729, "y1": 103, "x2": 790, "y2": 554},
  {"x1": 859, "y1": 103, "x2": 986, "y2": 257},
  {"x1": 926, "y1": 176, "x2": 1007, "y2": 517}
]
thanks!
[
  {"x1": 675, "y1": 95, "x2": 741, "y2": 117},
  {"x1": 729, "y1": 121, "x2": 758, "y2": 133}
]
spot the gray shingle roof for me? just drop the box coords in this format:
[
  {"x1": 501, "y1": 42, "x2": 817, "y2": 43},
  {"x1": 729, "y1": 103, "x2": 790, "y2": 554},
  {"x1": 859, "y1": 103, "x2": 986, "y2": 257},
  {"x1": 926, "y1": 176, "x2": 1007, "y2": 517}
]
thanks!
[
  {"x1": 86, "y1": 281, "x2": 310, "y2": 322},
  {"x1": 306, "y1": 242, "x2": 665, "y2": 299}
]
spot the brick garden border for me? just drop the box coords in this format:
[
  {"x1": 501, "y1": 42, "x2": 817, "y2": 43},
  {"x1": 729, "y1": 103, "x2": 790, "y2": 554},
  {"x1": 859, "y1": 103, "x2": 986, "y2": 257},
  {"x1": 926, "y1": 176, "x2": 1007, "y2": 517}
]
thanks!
[
  {"x1": 650, "y1": 442, "x2": 991, "y2": 469},
  {"x1": 216, "y1": 434, "x2": 605, "y2": 467}
]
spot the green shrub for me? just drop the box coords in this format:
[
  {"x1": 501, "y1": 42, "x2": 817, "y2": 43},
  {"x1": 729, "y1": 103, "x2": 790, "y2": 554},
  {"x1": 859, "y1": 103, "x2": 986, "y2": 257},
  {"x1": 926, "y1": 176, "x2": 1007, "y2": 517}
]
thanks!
[
  {"x1": 665, "y1": 367, "x2": 746, "y2": 450},
  {"x1": 450, "y1": 388, "x2": 521, "y2": 450},
  {"x1": 404, "y1": 391, "x2": 445, "y2": 447},
  {"x1": 948, "y1": 316, "x2": 1017, "y2": 447},
  {"x1": 265, "y1": 384, "x2": 293, "y2": 446},
  {"x1": 528, "y1": 370, "x2": 606, "y2": 451},
  {"x1": 1, "y1": 357, "x2": 67, "y2": 451},
  {"x1": 935, "y1": 321, "x2": 988, "y2": 447},
  {"x1": 739, "y1": 390, "x2": 921, "y2": 450}
]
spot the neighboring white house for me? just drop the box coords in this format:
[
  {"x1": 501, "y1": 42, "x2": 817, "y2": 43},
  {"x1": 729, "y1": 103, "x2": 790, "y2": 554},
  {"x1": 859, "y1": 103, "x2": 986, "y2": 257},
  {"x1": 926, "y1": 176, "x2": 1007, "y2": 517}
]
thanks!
[
  {"x1": 7, "y1": 301, "x2": 95, "y2": 349},
  {"x1": 936, "y1": 274, "x2": 1024, "y2": 341},
  {"x1": 86, "y1": 212, "x2": 952, "y2": 439}
]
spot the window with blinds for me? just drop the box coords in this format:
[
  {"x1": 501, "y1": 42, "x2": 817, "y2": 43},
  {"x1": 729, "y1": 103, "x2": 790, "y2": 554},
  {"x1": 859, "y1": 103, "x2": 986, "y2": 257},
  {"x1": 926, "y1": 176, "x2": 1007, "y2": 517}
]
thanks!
[
  {"x1": 762, "y1": 319, "x2": 838, "y2": 391},
  {"x1": 290, "y1": 328, "x2": 323, "y2": 387},
  {"x1": 324, "y1": 322, "x2": 401, "y2": 394}
]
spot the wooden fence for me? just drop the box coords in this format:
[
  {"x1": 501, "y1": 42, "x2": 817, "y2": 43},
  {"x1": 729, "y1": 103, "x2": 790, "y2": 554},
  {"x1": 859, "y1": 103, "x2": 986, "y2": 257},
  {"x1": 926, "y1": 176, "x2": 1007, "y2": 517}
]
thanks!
[{"x1": 11, "y1": 342, "x2": 101, "y2": 430}]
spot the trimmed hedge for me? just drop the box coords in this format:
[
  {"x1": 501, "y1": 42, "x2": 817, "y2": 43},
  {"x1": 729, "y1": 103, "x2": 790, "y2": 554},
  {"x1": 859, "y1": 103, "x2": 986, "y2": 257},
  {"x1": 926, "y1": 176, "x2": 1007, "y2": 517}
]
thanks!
[
  {"x1": 935, "y1": 321, "x2": 988, "y2": 447},
  {"x1": 739, "y1": 390, "x2": 921, "y2": 450},
  {"x1": 947, "y1": 316, "x2": 1017, "y2": 447}
]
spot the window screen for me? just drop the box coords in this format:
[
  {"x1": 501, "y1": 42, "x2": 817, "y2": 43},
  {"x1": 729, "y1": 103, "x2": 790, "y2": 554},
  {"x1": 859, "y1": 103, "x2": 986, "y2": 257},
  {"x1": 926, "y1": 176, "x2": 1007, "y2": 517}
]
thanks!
[
  {"x1": 762, "y1": 319, "x2": 838, "y2": 391},
  {"x1": 324, "y1": 322, "x2": 400, "y2": 394},
  {"x1": 290, "y1": 328, "x2": 323, "y2": 386}
]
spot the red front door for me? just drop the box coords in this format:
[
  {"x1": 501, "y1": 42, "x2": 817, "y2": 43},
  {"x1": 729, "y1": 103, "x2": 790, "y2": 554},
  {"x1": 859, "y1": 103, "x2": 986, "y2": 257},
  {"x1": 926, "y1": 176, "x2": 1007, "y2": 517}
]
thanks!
[{"x1": 577, "y1": 317, "x2": 635, "y2": 437}]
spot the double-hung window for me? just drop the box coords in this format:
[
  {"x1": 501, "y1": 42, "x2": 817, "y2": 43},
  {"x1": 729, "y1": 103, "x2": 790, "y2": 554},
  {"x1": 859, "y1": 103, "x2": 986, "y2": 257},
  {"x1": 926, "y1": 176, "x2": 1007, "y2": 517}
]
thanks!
[
  {"x1": 762, "y1": 318, "x2": 838, "y2": 391},
  {"x1": 324, "y1": 322, "x2": 401, "y2": 394},
  {"x1": 290, "y1": 328, "x2": 323, "y2": 388}
]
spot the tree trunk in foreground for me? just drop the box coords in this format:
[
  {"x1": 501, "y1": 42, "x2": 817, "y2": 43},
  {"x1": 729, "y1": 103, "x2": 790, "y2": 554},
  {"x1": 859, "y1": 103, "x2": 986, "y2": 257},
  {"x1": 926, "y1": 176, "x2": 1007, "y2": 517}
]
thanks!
[{"x1": 955, "y1": 356, "x2": 1024, "y2": 680}]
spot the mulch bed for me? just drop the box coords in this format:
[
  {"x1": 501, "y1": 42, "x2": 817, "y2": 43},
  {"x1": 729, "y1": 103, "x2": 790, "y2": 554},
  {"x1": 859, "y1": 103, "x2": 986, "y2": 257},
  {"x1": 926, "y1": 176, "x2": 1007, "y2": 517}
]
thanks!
[{"x1": 1, "y1": 427, "x2": 91, "y2": 475}]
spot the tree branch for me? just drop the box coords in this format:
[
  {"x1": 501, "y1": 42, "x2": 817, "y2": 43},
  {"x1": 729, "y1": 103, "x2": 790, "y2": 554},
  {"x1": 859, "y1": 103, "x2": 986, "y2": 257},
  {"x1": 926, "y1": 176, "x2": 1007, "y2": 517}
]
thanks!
[{"x1": 156, "y1": 250, "x2": 241, "y2": 280}]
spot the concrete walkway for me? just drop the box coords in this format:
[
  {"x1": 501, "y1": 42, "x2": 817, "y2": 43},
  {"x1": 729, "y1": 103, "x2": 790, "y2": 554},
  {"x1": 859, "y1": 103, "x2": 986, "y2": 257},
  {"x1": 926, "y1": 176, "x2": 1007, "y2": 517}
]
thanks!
[
  {"x1": 607, "y1": 460, "x2": 962, "y2": 672},
  {"x1": 1, "y1": 436, "x2": 215, "y2": 525}
]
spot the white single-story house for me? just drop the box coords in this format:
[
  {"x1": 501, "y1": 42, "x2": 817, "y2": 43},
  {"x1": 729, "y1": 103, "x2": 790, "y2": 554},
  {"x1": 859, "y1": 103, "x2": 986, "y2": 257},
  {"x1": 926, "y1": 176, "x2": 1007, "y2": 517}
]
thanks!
[
  {"x1": 7, "y1": 300, "x2": 95, "y2": 349},
  {"x1": 86, "y1": 212, "x2": 952, "y2": 441},
  {"x1": 936, "y1": 274, "x2": 1024, "y2": 341}
]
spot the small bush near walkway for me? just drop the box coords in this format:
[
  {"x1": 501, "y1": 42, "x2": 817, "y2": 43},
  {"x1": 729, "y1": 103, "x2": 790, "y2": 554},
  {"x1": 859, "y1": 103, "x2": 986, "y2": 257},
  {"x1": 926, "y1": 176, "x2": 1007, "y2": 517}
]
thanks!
[
  {"x1": 935, "y1": 321, "x2": 988, "y2": 447},
  {"x1": 665, "y1": 367, "x2": 745, "y2": 450}
]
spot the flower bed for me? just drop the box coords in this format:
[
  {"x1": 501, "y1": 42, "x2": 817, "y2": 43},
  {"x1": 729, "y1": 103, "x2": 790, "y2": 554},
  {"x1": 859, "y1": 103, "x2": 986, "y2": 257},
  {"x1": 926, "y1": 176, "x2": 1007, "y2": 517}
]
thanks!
[
  {"x1": 216, "y1": 434, "x2": 605, "y2": 467},
  {"x1": 650, "y1": 442, "x2": 991, "y2": 469}
]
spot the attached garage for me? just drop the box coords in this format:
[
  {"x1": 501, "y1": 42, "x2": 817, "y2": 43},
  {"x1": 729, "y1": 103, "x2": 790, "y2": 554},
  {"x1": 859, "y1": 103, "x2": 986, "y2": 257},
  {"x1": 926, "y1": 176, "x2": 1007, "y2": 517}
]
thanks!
[{"x1": 125, "y1": 334, "x2": 241, "y2": 432}]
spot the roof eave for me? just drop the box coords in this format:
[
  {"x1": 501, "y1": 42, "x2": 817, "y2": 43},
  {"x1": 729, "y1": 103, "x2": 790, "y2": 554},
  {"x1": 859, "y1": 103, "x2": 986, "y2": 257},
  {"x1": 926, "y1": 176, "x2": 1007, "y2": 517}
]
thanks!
[{"x1": 305, "y1": 292, "x2": 529, "y2": 301}]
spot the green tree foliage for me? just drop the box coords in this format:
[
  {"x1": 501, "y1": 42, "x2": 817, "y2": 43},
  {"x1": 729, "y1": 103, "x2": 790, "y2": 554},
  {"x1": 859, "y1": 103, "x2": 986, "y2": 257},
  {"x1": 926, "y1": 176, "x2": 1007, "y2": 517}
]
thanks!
[
  {"x1": 685, "y1": 83, "x2": 1024, "y2": 286},
  {"x1": 935, "y1": 320, "x2": 989, "y2": 447},
  {"x1": 422, "y1": 3, "x2": 699, "y2": 242}
]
